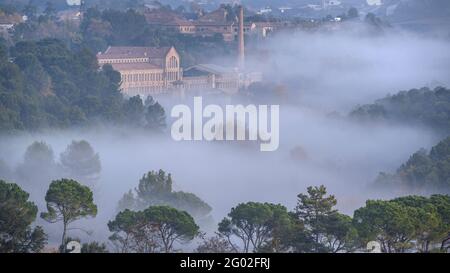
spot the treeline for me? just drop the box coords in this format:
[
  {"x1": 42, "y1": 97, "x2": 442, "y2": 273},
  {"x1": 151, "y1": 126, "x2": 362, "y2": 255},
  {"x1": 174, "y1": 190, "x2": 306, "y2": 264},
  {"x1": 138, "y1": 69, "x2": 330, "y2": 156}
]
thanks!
[
  {"x1": 350, "y1": 86, "x2": 450, "y2": 136},
  {"x1": 0, "y1": 38, "x2": 165, "y2": 132},
  {"x1": 374, "y1": 136, "x2": 450, "y2": 193},
  {"x1": 1, "y1": 173, "x2": 449, "y2": 253}
]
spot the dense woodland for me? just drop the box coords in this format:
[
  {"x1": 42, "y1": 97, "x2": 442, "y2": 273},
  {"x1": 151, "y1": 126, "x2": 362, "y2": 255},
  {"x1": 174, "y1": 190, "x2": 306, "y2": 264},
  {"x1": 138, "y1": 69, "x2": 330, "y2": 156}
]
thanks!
[
  {"x1": 350, "y1": 86, "x2": 450, "y2": 136},
  {"x1": 374, "y1": 136, "x2": 450, "y2": 193},
  {"x1": 0, "y1": 38, "x2": 166, "y2": 131}
]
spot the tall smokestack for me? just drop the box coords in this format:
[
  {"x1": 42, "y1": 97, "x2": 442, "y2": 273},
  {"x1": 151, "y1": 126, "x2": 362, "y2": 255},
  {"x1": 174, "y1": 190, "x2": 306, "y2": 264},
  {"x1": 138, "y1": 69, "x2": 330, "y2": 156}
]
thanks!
[{"x1": 238, "y1": 5, "x2": 245, "y2": 70}]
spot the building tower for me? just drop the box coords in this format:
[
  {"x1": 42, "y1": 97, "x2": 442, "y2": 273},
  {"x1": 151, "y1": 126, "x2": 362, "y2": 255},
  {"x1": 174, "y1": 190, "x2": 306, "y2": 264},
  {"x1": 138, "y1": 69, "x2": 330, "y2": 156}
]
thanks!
[{"x1": 238, "y1": 5, "x2": 245, "y2": 70}]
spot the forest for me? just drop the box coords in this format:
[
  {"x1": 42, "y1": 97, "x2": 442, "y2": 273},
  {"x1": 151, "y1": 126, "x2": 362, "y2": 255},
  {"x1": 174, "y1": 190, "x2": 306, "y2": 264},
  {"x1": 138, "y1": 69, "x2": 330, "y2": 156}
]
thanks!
[
  {"x1": 350, "y1": 86, "x2": 450, "y2": 137},
  {"x1": 374, "y1": 136, "x2": 450, "y2": 193}
]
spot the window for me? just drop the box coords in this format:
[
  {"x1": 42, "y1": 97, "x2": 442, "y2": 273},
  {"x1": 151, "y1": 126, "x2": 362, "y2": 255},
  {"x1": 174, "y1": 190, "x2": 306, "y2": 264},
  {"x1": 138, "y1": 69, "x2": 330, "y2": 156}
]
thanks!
[{"x1": 168, "y1": 56, "x2": 178, "y2": 68}]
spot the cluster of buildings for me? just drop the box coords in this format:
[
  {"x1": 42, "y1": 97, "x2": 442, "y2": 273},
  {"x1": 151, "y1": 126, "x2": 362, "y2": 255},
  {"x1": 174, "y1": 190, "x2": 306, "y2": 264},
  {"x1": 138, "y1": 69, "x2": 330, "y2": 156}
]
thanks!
[
  {"x1": 96, "y1": 6, "x2": 262, "y2": 97},
  {"x1": 144, "y1": 6, "x2": 278, "y2": 41}
]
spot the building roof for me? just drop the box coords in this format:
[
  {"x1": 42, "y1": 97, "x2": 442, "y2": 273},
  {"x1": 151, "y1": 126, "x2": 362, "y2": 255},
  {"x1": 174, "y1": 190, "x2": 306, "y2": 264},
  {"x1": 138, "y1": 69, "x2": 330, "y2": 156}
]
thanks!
[
  {"x1": 184, "y1": 64, "x2": 237, "y2": 76},
  {"x1": 110, "y1": 63, "x2": 162, "y2": 71},
  {"x1": 97, "y1": 46, "x2": 171, "y2": 60}
]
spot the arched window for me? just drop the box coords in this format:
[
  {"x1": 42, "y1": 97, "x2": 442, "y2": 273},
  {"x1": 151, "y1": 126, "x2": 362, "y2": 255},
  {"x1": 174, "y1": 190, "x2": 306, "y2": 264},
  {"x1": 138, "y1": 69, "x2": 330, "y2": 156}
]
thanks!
[{"x1": 168, "y1": 56, "x2": 178, "y2": 68}]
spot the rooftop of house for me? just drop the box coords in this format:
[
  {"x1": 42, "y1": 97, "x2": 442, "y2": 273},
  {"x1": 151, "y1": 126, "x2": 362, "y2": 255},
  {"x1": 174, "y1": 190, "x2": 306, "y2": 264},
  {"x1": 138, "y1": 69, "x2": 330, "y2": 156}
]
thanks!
[
  {"x1": 97, "y1": 46, "x2": 172, "y2": 60},
  {"x1": 184, "y1": 64, "x2": 237, "y2": 76},
  {"x1": 110, "y1": 63, "x2": 163, "y2": 71}
]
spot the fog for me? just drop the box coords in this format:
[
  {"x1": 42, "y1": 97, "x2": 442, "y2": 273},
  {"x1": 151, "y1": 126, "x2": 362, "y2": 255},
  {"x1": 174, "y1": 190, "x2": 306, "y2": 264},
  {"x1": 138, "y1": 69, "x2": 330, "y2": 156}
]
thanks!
[
  {"x1": 1, "y1": 26, "x2": 449, "y2": 248},
  {"x1": 250, "y1": 26, "x2": 450, "y2": 111}
]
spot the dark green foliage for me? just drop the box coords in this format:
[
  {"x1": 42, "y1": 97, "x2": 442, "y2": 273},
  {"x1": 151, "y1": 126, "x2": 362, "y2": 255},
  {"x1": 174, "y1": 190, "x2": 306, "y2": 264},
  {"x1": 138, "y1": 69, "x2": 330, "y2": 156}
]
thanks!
[
  {"x1": 0, "y1": 39, "x2": 119, "y2": 130},
  {"x1": 122, "y1": 95, "x2": 145, "y2": 126},
  {"x1": 350, "y1": 86, "x2": 450, "y2": 135},
  {"x1": 0, "y1": 39, "x2": 166, "y2": 132},
  {"x1": 218, "y1": 202, "x2": 292, "y2": 253},
  {"x1": 0, "y1": 180, "x2": 47, "y2": 253},
  {"x1": 41, "y1": 178, "x2": 97, "y2": 250},
  {"x1": 108, "y1": 206, "x2": 199, "y2": 253},
  {"x1": 374, "y1": 136, "x2": 450, "y2": 192},
  {"x1": 81, "y1": 240, "x2": 109, "y2": 253},
  {"x1": 215, "y1": 187, "x2": 450, "y2": 253},
  {"x1": 293, "y1": 185, "x2": 358, "y2": 253},
  {"x1": 353, "y1": 195, "x2": 450, "y2": 252},
  {"x1": 118, "y1": 169, "x2": 212, "y2": 221},
  {"x1": 353, "y1": 200, "x2": 416, "y2": 253},
  {"x1": 144, "y1": 96, "x2": 166, "y2": 131}
]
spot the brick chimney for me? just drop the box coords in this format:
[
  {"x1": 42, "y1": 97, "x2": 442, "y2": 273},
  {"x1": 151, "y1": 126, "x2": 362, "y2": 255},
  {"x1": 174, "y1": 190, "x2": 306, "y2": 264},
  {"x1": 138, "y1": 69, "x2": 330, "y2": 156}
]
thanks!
[{"x1": 238, "y1": 5, "x2": 245, "y2": 70}]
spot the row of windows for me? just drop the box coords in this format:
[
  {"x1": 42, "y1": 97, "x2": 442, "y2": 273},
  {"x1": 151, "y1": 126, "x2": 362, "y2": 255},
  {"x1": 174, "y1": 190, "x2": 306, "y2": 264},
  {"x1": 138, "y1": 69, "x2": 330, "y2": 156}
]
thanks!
[
  {"x1": 216, "y1": 81, "x2": 238, "y2": 89},
  {"x1": 166, "y1": 71, "x2": 179, "y2": 81},
  {"x1": 121, "y1": 72, "x2": 182, "y2": 82},
  {"x1": 181, "y1": 27, "x2": 195, "y2": 32},
  {"x1": 122, "y1": 73, "x2": 163, "y2": 82},
  {"x1": 104, "y1": 58, "x2": 148, "y2": 64}
]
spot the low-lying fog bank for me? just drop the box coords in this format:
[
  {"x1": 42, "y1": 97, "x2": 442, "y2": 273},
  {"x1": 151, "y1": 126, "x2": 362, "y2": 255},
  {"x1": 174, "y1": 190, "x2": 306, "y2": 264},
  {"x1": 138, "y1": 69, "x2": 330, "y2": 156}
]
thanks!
[{"x1": 0, "y1": 104, "x2": 439, "y2": 246}]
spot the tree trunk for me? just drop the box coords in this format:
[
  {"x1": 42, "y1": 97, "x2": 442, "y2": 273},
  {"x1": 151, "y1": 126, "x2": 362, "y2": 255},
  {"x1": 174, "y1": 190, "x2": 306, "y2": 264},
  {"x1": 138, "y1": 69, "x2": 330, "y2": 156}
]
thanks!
[{"x1": 61, "y1": 221, "x2": 67, "y2": 253}]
